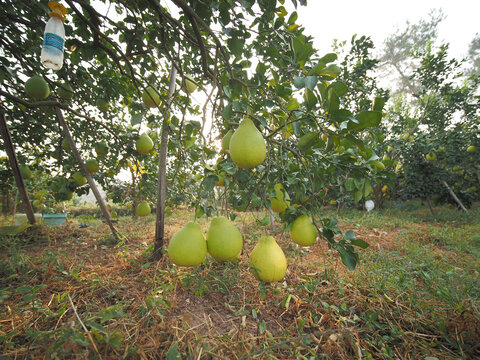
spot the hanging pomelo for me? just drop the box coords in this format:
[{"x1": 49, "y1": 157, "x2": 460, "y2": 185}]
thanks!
[
  {"x1": 249, "y1": 236, "x2": 287, "y2": 282},
  {"x1": 290, "y1": 215, "x2": 317, "y2": 246},
  {"x1": 168, "y1": 222, "x2": 207, "y2": 266},
  {"x1": 229, "y1": 118, "x2": 266, "y2": 168},
  {"x1": 206, "y1": 216, "x2": 243, "y2": 261}
]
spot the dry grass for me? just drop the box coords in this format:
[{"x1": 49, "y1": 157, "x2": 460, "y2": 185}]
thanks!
[{"x1": 0, "y1": 206, "x2": 479, "y2": 359}]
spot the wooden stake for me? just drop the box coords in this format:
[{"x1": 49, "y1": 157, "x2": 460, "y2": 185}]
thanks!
[
  {"x1": 0, "y1": 111, "x2": 36, "y2": 224},
  {"x1": 153, "y1": 66, "x2": 177, "y2": 261},
  {"x1": 54, "y1": 105, "x2": 120, "y2": 239},
  {"x1": 441, "y1": 180, "x2": 468, "y2": 212}
]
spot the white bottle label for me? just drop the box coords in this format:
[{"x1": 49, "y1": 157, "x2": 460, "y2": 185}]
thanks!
[{"x1": 43, "y1": 33, "x2": 64, "y2": 52}]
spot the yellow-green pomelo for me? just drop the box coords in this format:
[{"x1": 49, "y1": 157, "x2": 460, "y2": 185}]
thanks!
[
  {"x1": 20, "y1": 165, "x2": 32, "y2": 179},
  {"x1": 221, "y1": 130, "x2": 234, "y2": 152},
  {"x1": 136, "y1": 133, "x2": 154, "y2": 155},
  {"x1": 136, "y1": 200, "x2": 151, "y2": 217},
  {"x1": 425, "y1": 152, "x2": 436, "y2": 161},
  {"x1": 467, "y1": 145, "x2": 477, "y2": 153},
  {"x1": 96, "y1": 98, "x2": 109, "y2": 112},
  {"x1": 111, "y1": 210, "x2": 118, "y2": 218},
  {"x1": 206, "y1": 216, "x2": 243, "y2": 261},
  {"x1": 57, "y1": 82, "x2": 74, "y2": 100},
  {"x1": 183, "y1": 74, "x2": 197, "y2": 94},
  {"x1": 72, "y1": 171, "x2": 87, "y2": 186},
  {"x1": 94, "y1": 142, "x2": 109, "y2": 158},
  {"x1": 290, "y1": 215, "x2": 317, "y2": 246},
  {"x1": 25, "y1": 75, "x2": 50, "y2": 100},
  {"x1": 270, "y1": 183, "x2": 290, "y2": 213},
  {"x1": 229, "y1": 118, "x2": 266, "y2": 168},
  {"x1": 215, "y1": 176, "x2": 225, "y2": 187},
  {"x1": 62, "y1": 137, "x2": 71, "y2": 151},
  {"x1": 142, "y1": 86, "x2": 161, "y2": 108},
  {"x1": 249, "y1": 236, "x2": 287, "y2": 283},
  {"x1": 168, "y1": 222, "x2": 207, "y2": 266},
  {"x1": 85, "y1": 159, "x2": 99, "y2": 175}
]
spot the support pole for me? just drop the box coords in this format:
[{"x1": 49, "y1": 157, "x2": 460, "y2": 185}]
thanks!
[
  {"x1": 441, "y1": 180, "x2": 468, "y2": 212},
  {"x1": 54, "y1": 105, "x2": 119, "y2": 239},
  {"x1": 0, "y1": 111, "x2": 36, "y2": 224},
  {"x1": 153, "y1": 66, "x2": 177, "y2": 260}
]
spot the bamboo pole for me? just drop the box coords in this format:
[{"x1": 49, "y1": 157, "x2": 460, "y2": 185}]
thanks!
[
  {"x1": 0, "y1": 111, "x2": 36, "y2": 224},
  {"x1": 54, "y1": 105, "x2": 120, "y2": 239},
  {"x1": 153, "y1": 66, "x2": 177, "y2": 260},
  {"x1": 441, "y1": 180, "x2": 468, "y2": 212}
]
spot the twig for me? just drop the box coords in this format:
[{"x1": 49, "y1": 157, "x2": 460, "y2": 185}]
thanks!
[{"x1": 67, "y1": 294, "x2": 103, "y2": 359}]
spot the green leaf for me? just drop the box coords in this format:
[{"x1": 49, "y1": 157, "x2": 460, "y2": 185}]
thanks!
[
  {"x1": 222, "y1": 103, "x2": 232, "y2": 120},
  {"x1": 285, "y1": 97, "x2": 300, "y2": 111},
  {"x1": 344, "y1": 230, "x2": 356, "y2": 241},
  {"x1": 87, "y1": 321, "x2": 106, "y2": 334},
  {"x1": 304, "y1": 76, "x2": 318, "y2": 91},
  {"x1": 345, "y1": 178, "x2": 355, "y2": 191},
  {"x1": 304, "y1": 88, "x2": 317, "y2": 109},
  {"x1": 298, "y1": 132, "x2": 318, "y2": 151},
  {"x1": 370, "y1": 160, "x2": 386, "y2": 170},
  {"x1": 131, "y1": 113, "x2": 142, "y2": 126},
  {"x1": 287, "y1": 11, "x2": 298, "y2": 25},
  {"x1": 293, "y1": 76, "x2": 305, "y2": 89},
  {"x1": 337, "y1": 245, "x2": 358, "y2": 271},
  {"x1": 351, "y1": 238, "x2": 369, "y2": 249},
  {"x1": 319, "y1": 53, "x2": 338, "y2": 64},
  {"x1": 349, "y1": 111, "x2": 382, "y2": 131},
  {"x1": 257, "y1": 215, "x2": 270, "y2": 226},
  {"x1": 328, "y1": 81, "x2": 348, "y2": 97},
  {"x1": 259, "y1": 319, "x2": 266, "y2": 334},
  {"x1": 372, "y1": 97, "x2": 386, "y2": 111},
  {"x1": 166, "y1": 343, "x2": 181, "y2": 360},
  {"x1": 204, "y1": 175, "x2": 218, "y2": 192},
  {"x1": 354, "y1": 190, "x2": 363, "y2": 203},
  {"x1": 363, "y1": 179, "x2": 373, "y2": 196},
  {"x1": 326, "y1": 87, "x2": 339, "y2": 113},
  {"x1": 227, "y1": 37, "x2": 244, "y2": 58},
  {"x1": 318, "y1": 64, "x2": 341, "y2": 78},
  {"x1": 15, "y1": 286, "x2": 32, "y2": 293}
]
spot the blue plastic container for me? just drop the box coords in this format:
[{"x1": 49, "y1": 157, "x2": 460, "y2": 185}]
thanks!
[{"x1": 42, "y1": 214, "x2": 67, "y2": 226}]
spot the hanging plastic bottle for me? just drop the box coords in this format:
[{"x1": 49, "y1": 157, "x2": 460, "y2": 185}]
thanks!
[{"x1": 40, "y1": 1, "x2": 68, "y2": 70}]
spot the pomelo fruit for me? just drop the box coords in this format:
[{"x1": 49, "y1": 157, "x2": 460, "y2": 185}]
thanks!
[
  {"x1": 62, "y1": 137, "x2": 71, "y2": 151},
  {"x1": 136, "y1": 200, "x2": 151, "y2": 217},
  {"x1": 249, "y1": 236, "x2": 287, "y2": 283},
  {"x1": 467, "y1": 145, "x2": 477, "y2": 153},
  {"x1": 168, "y1": 222, "x2": 207, "y2": 266},
  {"x1": 206, "y1": 216, "x2": 243, "y2": 261},
  {"x1": 20, "y1": 165, "x2": 32, "y2": 179},
  {"x1": 96, "y1": 98, "x2": 109, "y2": 112},
  {"x1": 136, "y1": 133, "x2": 154, "y2": 155},
  {"x1": 270, "y1": 183, "x2": 290, "y2": 213},
  {"x1": 25, "y1": 75, "x2": 50, "y2": 100},
  {"x1": 85, "y1": 159, "x2": 99, "y2": 175},
  {"x1": 229, "y1": 118, "x2": 266, "y2": 168},
  {"x1": 182, "y1": 74, "x2": 197, "y2": 94},
  {"x1": 290, "y1": 215, "x2": 317, "y2": 246},
  {"x1": 72, "y1": 171, "x2": 87, "y2": 186},
  {"x1": 94, "y1": 142, "x2": 109, "y2": 158},
  {"x1": 142, "y1": 86, "x2": 161, "y2": 108}
]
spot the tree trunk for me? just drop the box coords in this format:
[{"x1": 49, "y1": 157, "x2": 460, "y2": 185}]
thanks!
[
  {"x1": 54, "y1": 105, "x2": 120, "y2": 238},
  {"x1": 426, "y1": 197, "x2": 435, "y2": 215},
  {"x1": 153, "y1": 66, "x2": 177, "y2": 261},
  {"x1": 441, "y1": 180, "x2": 468, "y2": 212},
  {"x1": 0, "y1": 111, "x2": 36, "y2": 224}
]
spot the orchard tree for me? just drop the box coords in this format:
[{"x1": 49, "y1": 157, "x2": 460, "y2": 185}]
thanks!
[{"x1": 0, "y1": 0, "x2": 389, "y2": 268}]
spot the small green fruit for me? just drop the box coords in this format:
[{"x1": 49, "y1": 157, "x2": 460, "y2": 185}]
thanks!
[
  {"x1": 136, "y1": 200, "x2": 151, "y2": 217},
  {"x1": 72, "y1": 171, "x2": 87, "y2": 186},
  {"x1": 20, "y1": 165, "x2": 32, "y2": 179},
  {"x1": 467, "y1": 145, "x2": 477, "y2": 153},
  {"x1": 142, "y1": 86, "x2": 161, "y2": 108},
  {"x1": 111, "y1": 210, "x2": 118, "y2": 218},
  {"x1": 168, "y1": 222, "x2": 207, "y2": 266},
  {"x1": 94, "y1": 142, "x2": 109, "y2": 158},
  {"x1": 57, "y1": 82, "x2": 74, "y2": 100},
  {"x1": 270, "y1": 183, "x2": 290, "y2": 213},
  {"x1": 25, "y1": 75, "x2": 50, "y2": 100},
  {"x1": 183, "y1": 74, "x2": 197, "y2": 94},
  {"x1": 290, "y1": 215, "x2": 317, "y2": 246},
  {"x1": 96, "y1": 98, "x2": 109, "y2": 112},
  {"x1": 221, "y1": 130, "x2": 234, "y2": 152},
  {"x1": 229, "y1": 118, "x2": 266, "y2": 168},
  {"x1": 62, "y1": 137, "x2": 71, "y2": 151},
  {"x1": 249, "y1": 236, "x2": 287, "y2": 283},
  {"x1": 136, "y1": 133, "x2": 154, "y2": 155},
  {"x1": 85, "y1": 159, "x2": 99, "y2": 175},
  {"x1": 206, "y1": 216, "x2": 243, "y2": 261},
  {"x1": 426, "y1": 152, "x2": 436, "y2": 161},
  {"x1": 382, "y1": 154, "x2": 390, "y2": 162}
]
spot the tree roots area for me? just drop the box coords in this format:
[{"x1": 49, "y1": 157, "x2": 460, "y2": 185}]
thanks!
[{"x1": 1, "y1": 203, "x2": 479, "y2": 359}]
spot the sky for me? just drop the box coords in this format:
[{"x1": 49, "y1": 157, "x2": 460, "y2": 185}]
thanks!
[{"x1": 295, "y1": 0, "x2": 479, "y2": 60}]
